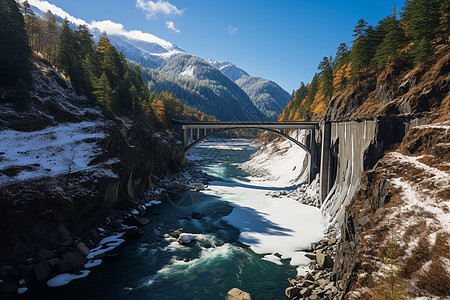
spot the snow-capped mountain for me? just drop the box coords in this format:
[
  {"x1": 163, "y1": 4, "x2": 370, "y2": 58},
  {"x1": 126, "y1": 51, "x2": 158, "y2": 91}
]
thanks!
[
  {"x1": 208, "y1": 60, "x2": 250, "y2": 81},
  {"x1": 208, "y1": 60, "x2": 291, "y2": 120},
  {"x1": 25, "y1": 0, "x2": 288, "y2": 121}
]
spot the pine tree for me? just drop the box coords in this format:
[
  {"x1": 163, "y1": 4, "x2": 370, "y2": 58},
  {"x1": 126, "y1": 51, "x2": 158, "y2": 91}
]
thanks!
[
  {"x1": 437, "y1": 0, "x2": 450, "y2": 42},
  {"x1": 43, "y1": 11, "x2": 58, "y2": 64},
  {"x1": 353, "y1": 19, "x2": 368, "y2": 39},
  {"x1": 0, "y1": 0, "x2": 32, "y2": 87},
  {"x1": 334, "y1": 43, "x2": 350, "y2": 67},
  {"x1": 402, "y1": 0, "x2": 441, "y2": 64},
  {"x1": 77, "y1": 25, "x2": 95, "y2": 57},
  {"x1": 350, "y1": 20, "x2": 377, "y2": 81},
  {"x1": 373, "y1": 15, "x2": 407, "y2": 66},
  {"x1": 93, "y1": 71, "x2": 113, "y2": 111},
  {"x1": 318, "y1": 56, "x2": 334, "y2": 101},
  {"x1": 57, "y1": 19, "x2": 75, "y2": 79}
]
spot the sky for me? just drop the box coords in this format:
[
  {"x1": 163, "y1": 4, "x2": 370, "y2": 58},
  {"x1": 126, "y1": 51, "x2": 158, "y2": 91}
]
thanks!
[{"x1": 35, "y1": 0, "x2": 406, "y2": 93}]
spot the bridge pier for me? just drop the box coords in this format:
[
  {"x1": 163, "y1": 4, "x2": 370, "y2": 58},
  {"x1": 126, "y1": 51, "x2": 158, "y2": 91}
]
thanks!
[
  {"x1": 309, "y1": 128, "x2": 319, "y2": 184},
  {"x1": 319, "y1": 121, "x2": 331, "y2": 204}
]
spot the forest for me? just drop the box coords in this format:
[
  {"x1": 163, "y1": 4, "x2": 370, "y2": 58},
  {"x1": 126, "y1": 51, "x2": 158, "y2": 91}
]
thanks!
[
  {"x1": 0, "y1": 0, "x2": 215, "y2": 128},
  {"x1": 279, "y1": 0, "x2": 450, "y2": 121}
]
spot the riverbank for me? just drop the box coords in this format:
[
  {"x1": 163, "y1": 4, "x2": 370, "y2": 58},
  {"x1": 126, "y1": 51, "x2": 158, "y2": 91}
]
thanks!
[
  {"x1": 0, "y1": 167, "x2": 212, "y2": 297},
  {"x1": 237, "y1": 133, "x2": 343, "y2": 299}
]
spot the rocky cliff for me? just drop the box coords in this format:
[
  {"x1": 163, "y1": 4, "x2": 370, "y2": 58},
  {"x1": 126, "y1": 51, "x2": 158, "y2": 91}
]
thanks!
[
  {"x1": 324, "y1": 44, "x2": 449, "y2": 123},
  {"x1": 0, "y1": 58, "x2": 183, "y2": 292},
  {"x1": 325, "y1": 46, "x2": 450, "y2": 298}
]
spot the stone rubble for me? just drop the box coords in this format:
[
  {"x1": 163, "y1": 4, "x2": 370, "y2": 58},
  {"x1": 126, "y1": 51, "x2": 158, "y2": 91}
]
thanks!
[{"x1": 285, "y1": 238, "x2": 342, "y2": 300}]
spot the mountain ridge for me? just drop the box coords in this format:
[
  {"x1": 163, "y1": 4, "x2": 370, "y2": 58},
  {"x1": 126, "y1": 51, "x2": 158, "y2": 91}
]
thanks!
[{"x1": 25, "y1": 0, "x2": 289, "y2": 121}]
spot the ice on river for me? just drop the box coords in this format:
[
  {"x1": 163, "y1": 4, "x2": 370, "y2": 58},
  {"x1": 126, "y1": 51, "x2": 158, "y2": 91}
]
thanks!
[{"x1": 206, "y1": 174, "x2": 324, "y2": 274}]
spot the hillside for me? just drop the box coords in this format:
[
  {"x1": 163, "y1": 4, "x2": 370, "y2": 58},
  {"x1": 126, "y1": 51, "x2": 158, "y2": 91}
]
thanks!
[
  {"x1": 275, "y1": 1, "x2": 450, "y2": 297},
  {"x1": 23, "y1": 0, "x2": 289, "y2": 121},
  {"x1": 0, "y1": 55, "x2": 183, "y2": 270}
]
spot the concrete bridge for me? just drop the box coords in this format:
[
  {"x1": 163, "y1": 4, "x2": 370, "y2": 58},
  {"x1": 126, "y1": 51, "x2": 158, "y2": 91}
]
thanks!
[{"x1": 173, "y1": 120, "x2": 322, "y2": 184}]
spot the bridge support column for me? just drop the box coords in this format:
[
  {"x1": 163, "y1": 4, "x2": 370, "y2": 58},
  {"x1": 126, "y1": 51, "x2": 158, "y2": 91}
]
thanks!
[
  {"x1": 308, "y1": 129, "x2": 318, "y2": 184},
  {"x1": 183, "y1": 129, "x2": 188, "y2": 148},
  {"x1": 319, "y1": 121, "x2": 331, "y2": 204}
]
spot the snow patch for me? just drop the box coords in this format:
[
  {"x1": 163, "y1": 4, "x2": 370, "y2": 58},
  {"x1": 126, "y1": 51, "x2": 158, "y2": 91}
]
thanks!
[
  {"x1": 46, "y1": 270, "x2": 90, "y2": 287},
  {"x1": 179, "y1": 65, "x2": 195, "y2": 79},
  {"x1": 84, "y1": 259, "x2": 102, "y2": 269},
  {"x1": 0, "y1": 121, "x2": 118, "y2": 185}
]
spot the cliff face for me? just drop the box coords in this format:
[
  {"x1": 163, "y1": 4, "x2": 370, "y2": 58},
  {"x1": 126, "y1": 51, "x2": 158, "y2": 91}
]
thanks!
[
  {"x1": 335, "y1": 123, "x2": 449, "y2": 299},
  {"x1": 0, "y1": 58, "x2": 183, "y2": 266},
  {"x1": 325, "y1": 45, "x2": 450, "y2": 123},
  {"x1": 326, "y1": 46, "x2": 450, "y2": 298}
]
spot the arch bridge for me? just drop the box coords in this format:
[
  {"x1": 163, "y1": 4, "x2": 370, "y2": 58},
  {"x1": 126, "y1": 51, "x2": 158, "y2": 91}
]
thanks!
[{"x1": 173, "y1": 121, "x2": 320, "y2": 183}]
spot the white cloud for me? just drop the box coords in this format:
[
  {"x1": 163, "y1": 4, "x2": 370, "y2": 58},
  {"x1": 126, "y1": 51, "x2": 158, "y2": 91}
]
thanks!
[
  {"x1": 20, "y1": 0, "x2": 183, "y2": 54},
  {"x1": 19, "y1": 0, "x2": 87, "y2": 26},
  {"x1": 91, "y1": 20, "x2": 175, "y2": 48},
  {"x1": 227, "y1": 25, "x2": 238, "y2": 35},
  {"x1": 165, "y1": 21, "x2": 180, "y2": 33},
  {"x1": 136, "y1": 0, "x2": 183, "y2": 19}
]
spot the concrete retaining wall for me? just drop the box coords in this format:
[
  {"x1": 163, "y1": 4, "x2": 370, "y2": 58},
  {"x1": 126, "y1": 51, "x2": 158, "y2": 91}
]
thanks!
[{"x1": 321, "y1": 120, "x2": 377, "y2": 237}]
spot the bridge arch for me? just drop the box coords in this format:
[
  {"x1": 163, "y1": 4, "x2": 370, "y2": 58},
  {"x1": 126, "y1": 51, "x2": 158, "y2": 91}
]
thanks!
[
  {"x1": 183, "y1": 126, "x2": 310, "y2": 161},
  {"x1": 175, "y1": 120, "x2": 320, "y2": 184}
]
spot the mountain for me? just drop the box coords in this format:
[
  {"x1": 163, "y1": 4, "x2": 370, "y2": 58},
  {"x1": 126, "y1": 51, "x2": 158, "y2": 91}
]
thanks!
[
  {"x1": 139, "y1": 54, "x2": 265, "y2": 121},
  {"x1": 25, "y1": 0, "x2": 287, "y2": 121},
  {"x1": 208, "y1": 60, "x2": 291, "y2": 120}
]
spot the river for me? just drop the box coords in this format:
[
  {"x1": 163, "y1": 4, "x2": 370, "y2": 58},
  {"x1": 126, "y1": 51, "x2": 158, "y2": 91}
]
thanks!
[{"x1": 22, "y1": 138, "x2": 323, "y2": 300}]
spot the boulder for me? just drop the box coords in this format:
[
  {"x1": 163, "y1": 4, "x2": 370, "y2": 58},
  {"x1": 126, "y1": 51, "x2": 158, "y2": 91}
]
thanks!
[
  {"x1": 191, "y1": 182, "x2": 205, "y2": 191},
  {"x1": 169, "y1": 228, "x2": 183, "y2": 238},
  {"x1": 285, "y1": 286, "x2": 300, "y2": 299},
  {"x1": 76, "y1": 242, "x2": 90, "y2": 257},
  {"x1": 300, "y1": 287, "x2": 311, "y2": 298},
  {"x1": 34, "y1": 261, "x2": 51, "y2": 281},
  {"x1": 59, "y1": 251, "x2": 85, "y2": 273},
  {"x1": 177, "y1": 233, "x2": 197, "y2": 244},
  {"x1": 316, "y1": 253, "x2": 334, "y2": 269},
  {"x1": 46, "y1": 258, "x2": 62, "y2": 269},
  {"x1": 35, "y1": 249, "x2": 56, "y2": 261},
  {"x1": 225, "y1": 288, "x2": 252, "y2": 300},
  {"x1": 167, "y1": 181, "x2": 187, "y2": 192}
]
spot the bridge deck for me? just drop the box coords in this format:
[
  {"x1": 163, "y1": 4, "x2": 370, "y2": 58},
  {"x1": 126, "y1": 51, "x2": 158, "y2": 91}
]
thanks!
[{"x1": 178, "y1": 121, "x2": 319, "y2": 130}]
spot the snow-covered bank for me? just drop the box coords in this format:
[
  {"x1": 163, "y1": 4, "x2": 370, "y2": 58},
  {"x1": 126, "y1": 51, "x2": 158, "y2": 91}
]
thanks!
[
  {"x1": 210, "y1": 178, "x2": 324, "y2": 272},
  {"x1": 239, "y1": 131, "x2": 309, "y2": 184},
  {"x1": 0, "y1": 121, "x2": 117, "y2": 186}
]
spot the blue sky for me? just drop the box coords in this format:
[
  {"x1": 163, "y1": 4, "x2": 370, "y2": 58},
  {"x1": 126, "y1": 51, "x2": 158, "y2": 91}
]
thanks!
[{"x1": 44, "y1": 0, "x2": 405, "y2": 93}]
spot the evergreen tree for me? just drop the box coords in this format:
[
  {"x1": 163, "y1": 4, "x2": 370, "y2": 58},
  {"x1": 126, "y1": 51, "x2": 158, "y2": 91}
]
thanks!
[
  {"x1": 43, "y1": 11, "x2": 58, "y2": 64},
  {"x1": 93, "y1": 71, "x2": 113, "y2": 111},
  {"x1": 353, "y1": 19, "x2": 368, "y2": 39},
  {"x1": 318, "y1": 56, "x2": 334, "y2": 100},
  {"x1": 77, "y1": 25, "x2": 95, "y2": 57},
  {"x1": 373, "y1": 15, "x2": 407, "y2": 66},
  {"x1": 57, "y1": 19, "x2": 76, "y2": 79},
  {"x1": 437, "y1": 0, "x2": 450, "y2": 42},
  {"x1": 402, "y1": 0, "x2": 441, "y2": 64},
  {"x1": 334, "y1": 43, "x2": 350, "y2": 67},
  {"x1": 0, "y1": 0, "x2": 32, "y2": 87},
  {"x1": 350, "y1": 20, "x2": 377, "y2": 80}
]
